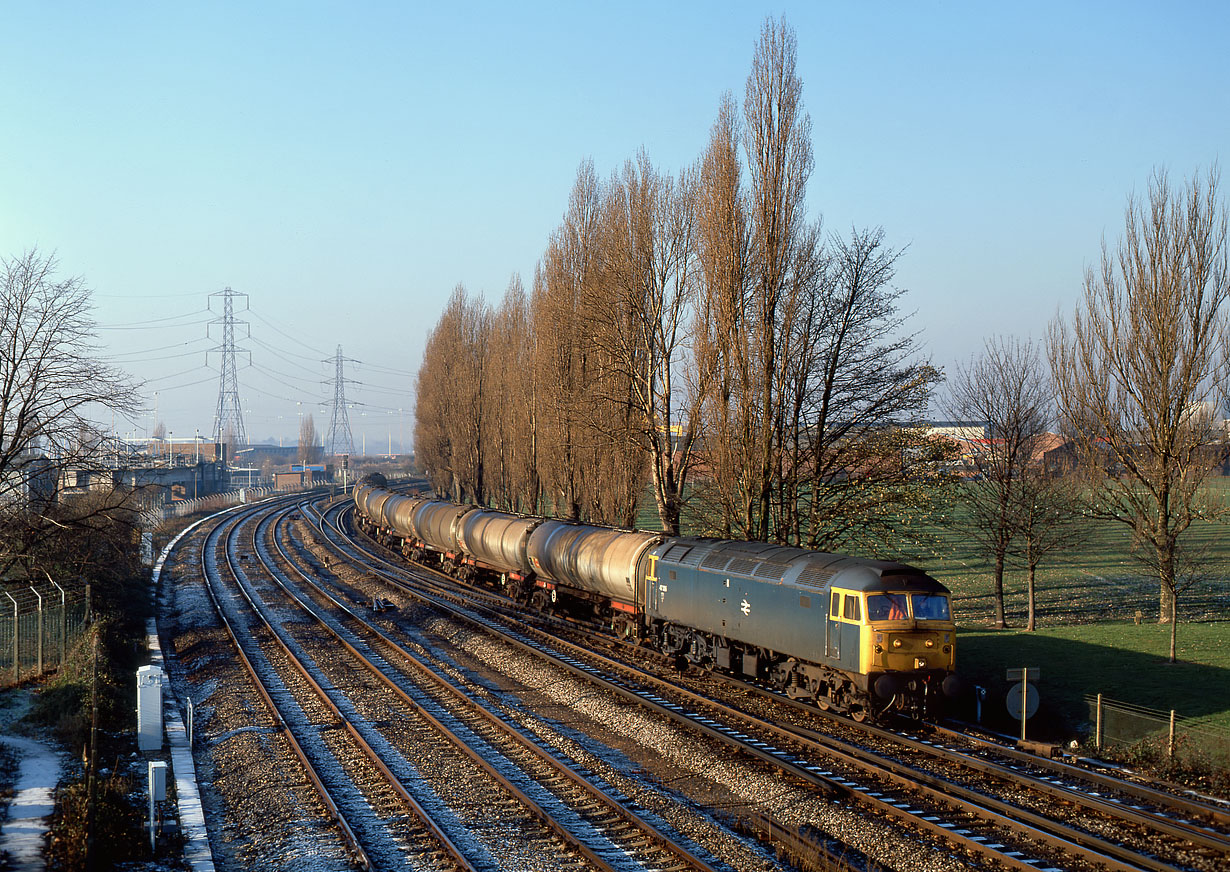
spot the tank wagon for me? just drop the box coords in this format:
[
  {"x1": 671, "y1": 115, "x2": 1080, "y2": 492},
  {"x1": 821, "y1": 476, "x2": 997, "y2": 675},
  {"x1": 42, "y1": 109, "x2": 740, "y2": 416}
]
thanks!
[{"x1": 352, "y1": 482, "x2": 960, "y2": 720}]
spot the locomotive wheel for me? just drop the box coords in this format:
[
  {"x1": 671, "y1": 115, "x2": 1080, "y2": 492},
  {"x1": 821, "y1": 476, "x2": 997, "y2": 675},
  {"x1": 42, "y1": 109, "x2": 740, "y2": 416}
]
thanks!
[
  {"x1": 816, "y1": 685, "x2": 832, "y2": 710},
  {"x1": 849, "y1": 705, "x2": 868, "y2": 723}
]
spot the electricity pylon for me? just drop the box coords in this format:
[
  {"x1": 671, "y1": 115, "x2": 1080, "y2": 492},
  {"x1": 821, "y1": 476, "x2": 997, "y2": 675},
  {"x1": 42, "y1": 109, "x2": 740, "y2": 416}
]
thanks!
[
  {"x1": 208, "y1": 287, "x2": 250, "y2": 448},
  {"x1": 324, "y1": 345, "x2": 356, "y2": 458}
]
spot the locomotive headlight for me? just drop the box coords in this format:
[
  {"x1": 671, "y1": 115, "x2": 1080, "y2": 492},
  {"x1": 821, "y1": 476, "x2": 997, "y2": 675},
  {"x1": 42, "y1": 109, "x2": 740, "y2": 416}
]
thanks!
[
  {"x1": 942, "y1": 645, "x2": 951, "y2": 654},
  {"x1": 892, "y1": 638, "x2": 902, "y2": 648},
  {"x1": 925, "y1": 638, "x2": 934, "y2": 648},
  {"x1": 874, "y1": 644, "x2": 883, "y2": 654}
]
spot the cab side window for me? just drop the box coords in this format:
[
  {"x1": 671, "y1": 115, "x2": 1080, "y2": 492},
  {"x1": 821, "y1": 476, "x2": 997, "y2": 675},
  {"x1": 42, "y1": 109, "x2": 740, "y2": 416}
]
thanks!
[
  {"x1": 842, "y1": 594, "x2": 861, "y2": 621},
  {"x1": 830, "y1": 591, "x2": 840, "y2": 617}
]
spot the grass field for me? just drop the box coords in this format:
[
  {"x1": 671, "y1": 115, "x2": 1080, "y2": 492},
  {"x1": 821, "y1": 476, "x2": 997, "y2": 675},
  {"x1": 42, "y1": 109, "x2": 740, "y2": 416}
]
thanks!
[{"x1": 890, "y1": 487, "x2": 1230, "y2": 740}]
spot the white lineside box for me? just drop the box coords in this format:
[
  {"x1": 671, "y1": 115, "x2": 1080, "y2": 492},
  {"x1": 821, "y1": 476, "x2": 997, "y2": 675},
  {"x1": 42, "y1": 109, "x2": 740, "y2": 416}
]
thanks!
[{"x1": 137, "y1": 665, "x2": 164, "y2": 751}]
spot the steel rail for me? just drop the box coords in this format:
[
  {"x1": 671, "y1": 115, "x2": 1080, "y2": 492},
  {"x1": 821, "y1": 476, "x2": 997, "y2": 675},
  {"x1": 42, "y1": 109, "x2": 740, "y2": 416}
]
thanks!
[
  {"x1": 196, "y1": 503, "x2": 374, "y2": 872},
  {"x1": 273, "y1": 502, "x2": 728, "y2": 872}
]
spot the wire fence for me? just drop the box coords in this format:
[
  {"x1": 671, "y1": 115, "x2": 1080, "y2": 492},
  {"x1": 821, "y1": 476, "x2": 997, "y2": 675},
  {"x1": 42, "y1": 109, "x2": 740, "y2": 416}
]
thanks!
[
  {"x1": 0, "y1": 582, "x2": 91, "y2": 686},
  {"x1": 1085, "y1": 694, "x2": 1230, "y2": 772},
  {"x1": 153, "y1": 486, "x2": 276, "y2": 522}
]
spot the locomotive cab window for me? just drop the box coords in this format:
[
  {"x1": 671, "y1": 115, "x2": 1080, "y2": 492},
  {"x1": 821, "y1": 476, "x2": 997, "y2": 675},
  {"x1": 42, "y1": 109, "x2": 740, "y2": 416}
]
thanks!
[
  {"x1": 830, "y1": 591, "x2": 840, "y2": 617},
  {"x1": 910, "y1": 593, "x2": 951, "y2": 621},
  {"x1": 842, "y1": 594, "x2": 860, "y2": 621},
  {"x1": 867, "y1": 593, "x2": 909, "y2": 621}
]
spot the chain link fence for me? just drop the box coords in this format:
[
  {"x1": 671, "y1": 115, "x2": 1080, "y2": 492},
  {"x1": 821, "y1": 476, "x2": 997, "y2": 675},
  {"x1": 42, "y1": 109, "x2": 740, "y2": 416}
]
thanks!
[
  {"x1": 1086, "y1": 694, "x2": 1230, "y2": 772},
  {"x1": 0, "y1": 582, "x2": 91, "y2": 686},
  {"x1": 156, "y1": 486, "x2": 275, "y2": 522}
]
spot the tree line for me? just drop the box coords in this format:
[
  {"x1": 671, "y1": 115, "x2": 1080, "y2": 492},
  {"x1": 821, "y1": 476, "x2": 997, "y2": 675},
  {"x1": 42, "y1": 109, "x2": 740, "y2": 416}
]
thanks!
[
  {"x1": 414, "y1": 20, "x2": 1228, "y2": 659},
  {"x1": 415, "y1": 18, "x2": 948, "y2": 553}
]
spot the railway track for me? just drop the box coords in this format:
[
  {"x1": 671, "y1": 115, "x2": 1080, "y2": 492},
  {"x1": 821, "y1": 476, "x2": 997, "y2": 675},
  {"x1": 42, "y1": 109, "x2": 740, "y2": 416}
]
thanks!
[
  {"x1": 176, "y1": 496, "x2": 755, "y2": 871},
  {"x1": 317, "y1": 494, "x2": 1230, "y2": 872},
  {"x1": 200, "y1": 500, "x2": 477, "y2": 871}
]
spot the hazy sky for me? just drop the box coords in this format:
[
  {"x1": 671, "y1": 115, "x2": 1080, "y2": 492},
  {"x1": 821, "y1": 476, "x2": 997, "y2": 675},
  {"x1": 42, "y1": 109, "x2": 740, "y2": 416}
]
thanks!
[{"x1": 3, "y1": 2, "x2": 1226, "y2": 450}]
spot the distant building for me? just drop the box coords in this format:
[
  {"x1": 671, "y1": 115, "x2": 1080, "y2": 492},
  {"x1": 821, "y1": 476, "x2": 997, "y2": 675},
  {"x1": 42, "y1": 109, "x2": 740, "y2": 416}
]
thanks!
[{"x1": 0, "y1": 451, "x2": 57, "y2": 511}]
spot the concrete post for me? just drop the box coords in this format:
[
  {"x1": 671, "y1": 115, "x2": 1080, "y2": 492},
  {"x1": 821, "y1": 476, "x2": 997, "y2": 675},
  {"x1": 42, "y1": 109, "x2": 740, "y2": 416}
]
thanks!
[{"x1": 29, "y1": 587, "x2": 42, "y2": 677}]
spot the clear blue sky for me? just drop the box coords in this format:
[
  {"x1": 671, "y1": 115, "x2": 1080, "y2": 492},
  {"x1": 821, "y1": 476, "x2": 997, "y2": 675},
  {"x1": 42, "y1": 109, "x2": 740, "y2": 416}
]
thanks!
[{"x1": 2, "y1": 2, "x2": 1226, "y2": 450}]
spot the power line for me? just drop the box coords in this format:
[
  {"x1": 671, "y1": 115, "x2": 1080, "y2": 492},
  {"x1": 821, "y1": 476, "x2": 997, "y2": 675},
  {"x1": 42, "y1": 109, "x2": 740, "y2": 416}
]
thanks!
[
  {"x1": 98, "y1": 312, "x2": 212, "y2": 330},
  {"x1": 248, "y1": 308, "x2": 328, "y2": 357},
  {"x1": 103, "y1": 337, "x2": 212, "y2": 359}
]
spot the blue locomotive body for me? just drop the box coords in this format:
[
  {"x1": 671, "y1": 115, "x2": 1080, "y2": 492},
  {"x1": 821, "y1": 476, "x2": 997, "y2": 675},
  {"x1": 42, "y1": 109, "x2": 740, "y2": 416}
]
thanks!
[{"x1": 639, "y1": 538, "x2": 958, "y2": 718}]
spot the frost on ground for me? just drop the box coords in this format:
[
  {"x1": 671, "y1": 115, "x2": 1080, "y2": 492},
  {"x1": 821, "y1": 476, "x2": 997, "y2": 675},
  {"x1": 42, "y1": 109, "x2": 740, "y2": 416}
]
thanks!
[{"x1": 0, "y1": 689, "x2": 63, "y2": 871}]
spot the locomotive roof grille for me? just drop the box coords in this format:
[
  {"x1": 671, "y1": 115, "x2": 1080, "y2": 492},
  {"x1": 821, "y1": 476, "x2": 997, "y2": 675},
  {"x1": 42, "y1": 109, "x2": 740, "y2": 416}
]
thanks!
[
  {"x1": 660, "y1": 543, "x2": 696, "y2": 563},
  {"x1": 796, "y1": 566, "x2": 837, "y2": 589},
  {"x1": 752, "y1": 561, "x2": 790, "y2": 580}
]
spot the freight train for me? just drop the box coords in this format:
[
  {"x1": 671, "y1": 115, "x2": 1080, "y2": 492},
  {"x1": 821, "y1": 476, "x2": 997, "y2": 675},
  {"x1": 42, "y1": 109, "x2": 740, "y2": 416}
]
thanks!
[{"x1": 352, "y1": 482, "x2": 962, "y2": 721}]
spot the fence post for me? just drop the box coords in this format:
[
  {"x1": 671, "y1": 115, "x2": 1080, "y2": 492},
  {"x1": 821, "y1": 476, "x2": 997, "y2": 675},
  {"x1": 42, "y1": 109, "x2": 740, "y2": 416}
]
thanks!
[
  {"x1": 5, "y1": 592, "x2": 18, "y2": 684},
  {"x1": 1096, "y1": 693, "x2": 1103, "y2": 750},
  {"x1": 1169, "y1": 710, "x2": 1176, "y2": 759},
  {"x1": 30, "y1": 587, "x2": 43, "y2": 677},
  {"x1": 52, "y1": 580, "x2": 66, "y2": 668}
]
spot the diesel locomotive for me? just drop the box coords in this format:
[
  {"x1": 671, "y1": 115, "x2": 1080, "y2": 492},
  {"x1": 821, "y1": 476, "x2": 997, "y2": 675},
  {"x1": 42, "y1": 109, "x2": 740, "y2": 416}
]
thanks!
[{"x1": 352, "y1": 482, "x2": 961, "y2": 721}]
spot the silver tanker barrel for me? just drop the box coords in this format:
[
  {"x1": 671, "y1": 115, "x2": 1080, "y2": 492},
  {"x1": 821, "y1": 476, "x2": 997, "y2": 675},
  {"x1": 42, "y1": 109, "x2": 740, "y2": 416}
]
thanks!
[
  {"x1": 456, "y1": 510, "x2": 542, "y2": 575},
  {"x1": 527, "y1": 521, "x2": 661, "y2": 605},
  {"x1": 367, "y1": 489, "x2": 394, "y2": 528},
  {"x1": 353, "y1": 483, "x2": 373, "y2": 519},
  {"x1": 382, "y1": 493, "x2": 422, "y2": 536},
  {"x1": 412, "y1": 500, "x2": 475, "y2": 554}
]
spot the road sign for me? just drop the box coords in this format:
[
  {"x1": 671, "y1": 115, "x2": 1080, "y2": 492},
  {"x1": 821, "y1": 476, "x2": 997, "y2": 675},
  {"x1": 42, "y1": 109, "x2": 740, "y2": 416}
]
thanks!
[
  {"x1": 1006, "y1": 667, "x2": 1040, "y2": 681},
  {"x1": 1006, "y1": 681, "x2": 1040, "y2": 720}
]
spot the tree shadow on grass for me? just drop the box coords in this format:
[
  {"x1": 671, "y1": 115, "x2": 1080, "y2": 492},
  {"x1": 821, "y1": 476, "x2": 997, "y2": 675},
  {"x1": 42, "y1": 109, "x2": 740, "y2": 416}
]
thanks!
[{"x1": 951, "y1": 628, "x2": 1230, "y2": 740}]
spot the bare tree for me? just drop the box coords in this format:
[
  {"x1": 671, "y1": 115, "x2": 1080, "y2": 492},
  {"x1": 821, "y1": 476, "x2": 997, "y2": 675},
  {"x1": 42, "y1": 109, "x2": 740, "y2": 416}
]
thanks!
[
  {"x1": 1011, "y1": 463, "x2": 1088, "y2": 631},
  {"x1": 1049, "y1": 167, "x2": 1229, "y2": 661},
  {"x1": 947, "y1": 337, "x2": 1052, "y2": 627},
  {"x1": 414, "y1": 285, "x2": 491, "y2": 503},
  {"x1": 534, "y1": 163, "x2": 606, "y2": 521},
  {"x1": 743, "y1": 16, "x2": 814, "y2": 542},
  {"x1": 790, "y1": 227, "x2": 940, "y2": 552},
  {"x1": 485, "y1": 275, "x2": 540, "y2": 512},
  {"x1": 693, "y1": 92, "x2": 752, "y2": 536},
  {"x1": 589, "y1": 149, "x2": 702, "y2": 534},
  {"x1": 298, "y1": 413, "x2": 320, "y2": 466},
  {"x1": 0, "y1": 249, "x2": 140, "y2": 578}
]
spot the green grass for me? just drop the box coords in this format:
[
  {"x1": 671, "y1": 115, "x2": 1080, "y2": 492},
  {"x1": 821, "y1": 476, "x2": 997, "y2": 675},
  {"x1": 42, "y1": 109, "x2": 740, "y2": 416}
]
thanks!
[{"x1": 893, "y1": 485, "x2": 1230, "y2": 740}]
